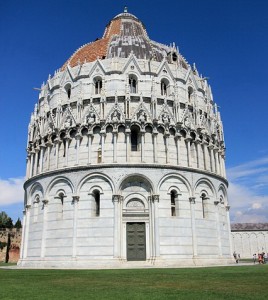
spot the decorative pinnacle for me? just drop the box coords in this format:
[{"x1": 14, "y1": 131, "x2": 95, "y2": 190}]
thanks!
[{"x1": 124, "y1": 6, "x2": 128, "y2": 13}]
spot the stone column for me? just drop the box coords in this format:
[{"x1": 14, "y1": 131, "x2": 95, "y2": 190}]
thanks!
[
  {"x1": 26, "y1": 154, "x2": 30, "y2": 179},
  {"x1": 185, "y1": 136, "x2": 192, "y2": 167},
  {"x1": 126, "y1": 129, "x2": 130, "y2": 162},
  {"x1": 195, "y1": 139, "x2": 201, "y2": 169},
  {"x1": 46, "y1": 141, "x2": 52, "y2": 171},
  {"x1": 219, "y1": 151, "x2": 224, "y2": 176},
  {"x1": 148, "y1": 196, "x2": 154, "y2": 259},
  {"x1": 75, "y1": 134, "x2": 82, "y2": 165},
  {"x1": 201, "y1": 141, "x2": 208, "y2": 171},
  {"x1": 141, "y1": 130, "x2": 145, "y2": 162},
  {"x1": 222, "y1": 154, "x2": 226, "y2": 177},
  {"x1": 175, "y1": 133, "x2": 181, "y2": 165},
  {"x1": 113, "y1": 195, "x2": 122, "y2": 258},
  {"x1": 208, "y1": 145, "x2": 214, "y2": 172},
  {"x1": 19, "y1": 209, "x2": 26, "y2": 260},
  {"x1": 55, "y1": 138, "x2": 60, "y2": 169},
  {"x1": 152, "y1": 130, "x2": 158, "y2": 163},
  {"x1": 214, "y1": 200, "x2": 222, "y2": 256},
  {"x1": 113, "y1": 131, "x2": 118, "y2": 163},
  {"x1": 34, "y1": 147, "x2": 40, "y2": 176},
  {"x1": 189, "y1": 197, "x2": 197, "y2": 257},
  {"x1": 153, "y1": 195, "x2": 160, "y2": 258},
  {"x1": 72, "y1": 195, "x2": 79, "y2": 258},
  {"x1": 226, "y1": 205, "x2": 233, "y2": 256},
  {"x1": 87, "y1": 132, "x2": 93, "y2": 165},
  {"x1": 39, "y1": 142, "x2": 45, "y2": 174},
  {"x1": 41, "y1": 199, "x2": 49, "y2": 258},
  {"x1": 29, "y1": 151, "x2": 34, "y2": 177},
  {"x1": 214, "y1": 148, "x2": 219, "y2": 174},
  {"x1": 100, "y1": 130, "x2": 106, "y2": 163},
  {"x1": 164, "y1": 133, "x2": 170, "y2": 164},
  {"x1": 64, "y1": 137, "x2": 70, "y2": 167},
  {"x1": 22, "y1": 204, "x2": 31, "y2": 259}
]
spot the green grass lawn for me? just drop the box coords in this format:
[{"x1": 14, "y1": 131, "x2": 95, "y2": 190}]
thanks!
[{"x1": 1, "y1": 265, "x2": 267, "y2": 300}]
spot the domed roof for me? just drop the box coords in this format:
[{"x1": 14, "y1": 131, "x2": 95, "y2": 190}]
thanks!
[{"x1": 62, "y1": 8, "x2": 187, "y2": 70}]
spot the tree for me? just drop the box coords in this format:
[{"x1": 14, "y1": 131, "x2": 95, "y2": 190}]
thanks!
[
  {"x1": 5, "y1": 217, "x2": 13, "y2": 229},
  {"x1": 0, "y1": 211, "x2": 9, "y2": 228},
  {"x1": 0, "y1": 211, "x2": 13, "y2": 229},
  {"x1": 14, "y1": 218, "x2": 22, "y2": 229}
]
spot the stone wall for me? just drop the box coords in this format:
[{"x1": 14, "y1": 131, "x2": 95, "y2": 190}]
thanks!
[
  {"x1": 231, "y1": 223, "x2": 268, "y2": 258},
  {"x1": 0, "y1": 229, "x2": 22, "y2": 263}
]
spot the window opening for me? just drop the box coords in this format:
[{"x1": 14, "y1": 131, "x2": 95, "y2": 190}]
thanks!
[
  {"x1": 65, "y1": 84, "x2": 71, "y2": 99},
  {"x1": 172, "y1": 52, "x2": 178, "y2": 62},
  {"x1": 201, "y1": 193, "x2": 208, "y2": 218},
  {"x1": 95, "y1": 79, "x2": 102, "y2": 94},
  {"x1": 131, "y1": 126, "x2": 139, "y2": 151},
  {"x1": 129, "y1": 77, "x2": 137, "y2": 93},
  {"x1": 171, "y1": 190, "x2": 176, "y2": 216},
  {"x1": 94, "y1": 190, "x2": 100, "y2": 216},
  {"x1": 161, "y1": 81, "x2": 167, "y2": 96}
]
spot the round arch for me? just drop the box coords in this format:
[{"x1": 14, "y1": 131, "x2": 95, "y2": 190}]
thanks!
[
  {"x1": 194, "y1": 178, "x2": 216, "y2": 197},
  {"x1": 45, "y1": 176, "x2": 75, "y2": 197},
  {"x1": 28, "y1": 182, "x2": 44, "y2": 205},
  {"x1": 77, "y1": 172, "x2": 114, "y2": 194},
  {"x1": 157, "y1": 173, "x2": 191, "y2": 195},
  {"x1": 117, "y1": 173, "x2": 154, "y2": 195}
]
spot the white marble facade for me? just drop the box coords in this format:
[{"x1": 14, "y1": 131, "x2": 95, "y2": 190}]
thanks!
[
  {"x1": 231, "y1": 224, "x2": 268, "y2": 258},
  {"x1": 19, "y1": 10, "x2": 232, "y2": 268}
]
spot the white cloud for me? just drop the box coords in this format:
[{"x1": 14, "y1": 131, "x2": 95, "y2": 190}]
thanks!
[
  {"x1": 227, "y1": 156, "x2": 268, "y2": 181},
  {"x1": 227, "y1": 157, "x2": 268, "y2": 223},
  {"x1": 0, "y1": 177, "x2": 24, "y2": 206}
]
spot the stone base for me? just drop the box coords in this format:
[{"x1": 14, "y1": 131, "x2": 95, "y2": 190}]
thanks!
[{"x1": 17, "y1": 256, "x2": 234, "y2": 269}]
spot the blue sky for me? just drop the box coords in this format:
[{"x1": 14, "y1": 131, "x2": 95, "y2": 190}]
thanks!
[{"x1": 1, "y1": 0, "x2": 268, "y2": 223}]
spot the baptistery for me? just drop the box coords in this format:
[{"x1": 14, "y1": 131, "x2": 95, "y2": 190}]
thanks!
[{"x1": 19, "y1": 8, "x2": 232, "y2": 268}]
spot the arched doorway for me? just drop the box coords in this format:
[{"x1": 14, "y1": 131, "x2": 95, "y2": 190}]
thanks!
[{"x1": 124, "y1": 198, "x2": 148, "y2": 261}]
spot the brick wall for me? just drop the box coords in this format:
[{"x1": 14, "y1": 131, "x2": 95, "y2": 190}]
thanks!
[{"x1": 0, "y1": 229, "x2": 22, "y2": 263}]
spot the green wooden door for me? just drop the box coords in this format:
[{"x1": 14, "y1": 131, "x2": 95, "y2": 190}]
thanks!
[{"x1": 127, "y1": 222, "x2": 146, "y2": 261}]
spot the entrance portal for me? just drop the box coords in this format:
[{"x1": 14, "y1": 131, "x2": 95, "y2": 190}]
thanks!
[{"x1": 126, "y1": 222, "x2": 146, "y2": 261}]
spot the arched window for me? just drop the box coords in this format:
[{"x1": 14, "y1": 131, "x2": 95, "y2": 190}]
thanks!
[
  {"x1": 131, "y1": 126, "x2": 140, "y2": 151},
  {"x1": 33, "y1": 195, "x2": 40, "y2": 223},
  {"x1": 55, "y1": 191, "x2": 66, "y2": 219},
  {"x1": 95, "y1": 78, "x2": 102, "y2": 94},
  {"x1": 65, "y1": 84, "x2": 71, "y2": 99},
  {"x1": 93, "y1": 190, "x2": 100, "y2": 216},
  {"x1": 161, "y1": 79, "x2": 169, "y2": 96},
  {"x1": 201, "y1": 192, "x2": 209, "y2": 218},
  {"x1": 172, "y1": 52, "x2": 178, "y2": 62},
  {"x1": 59, "y1": 192, "x2": 65, "y2": 206},
  {"x1": 170, "y1": 190, "x2": 176, "y2": 216},
  {"x1": 129, "y1": 75, "x2": 137, "y2": 93}
]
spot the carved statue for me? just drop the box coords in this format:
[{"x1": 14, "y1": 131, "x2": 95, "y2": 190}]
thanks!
[
  {"x1": 184, "y1": 116, "x2": 191, "y2": 128},
  {"x1": 162, "y1": 112, "x2": 170, "y2": 124},
  {"x1": 64, "y1": 116, "x2": 72, "y2": 129},
  {"x1": 138, "y1": 110, "x2": 147, "y2": 123},
  {"x1": 86, "y1": 111, "x2": 95, "y2": 124},
  {"x1": 112, "y1": 110, "x2": 119, "y2": 123}
]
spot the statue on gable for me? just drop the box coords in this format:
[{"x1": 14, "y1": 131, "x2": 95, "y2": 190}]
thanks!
[
  {"x1": 162, "y1": 112, "x2": 170, "y2": 125},
  {"x1": 86, "y1": 111, "x2": 96, "y2": 124},
  {"x1": 112, "y1": 110, "x2": 120, "y2": 123},
  {"x1": 47, "y1": 123, "x2": 53, "y2": 135},
  {"x1": 184, "y1": 116, "x2": 191, "y2": 128},
  {"x1": 138, "y1": 110, "x2": 147, "y2": 123},
  {"x1": 64, "y1": 116, "x2": 72, "y2": 129}
]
